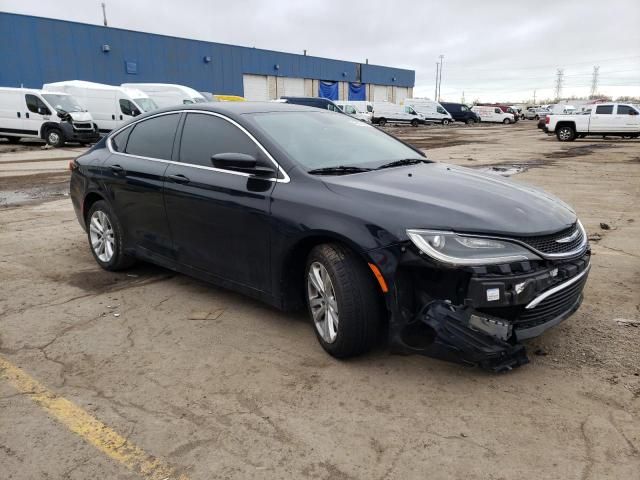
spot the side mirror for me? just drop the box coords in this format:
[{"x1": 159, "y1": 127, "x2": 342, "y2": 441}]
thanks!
[
  {"x1": 131, "y1": 107, "x2": 141, "y2": 117},
  {"x1": 38, "y1": 107, "x2": 49, "y2": 115},
  {"x1": 211, "y1": 152, "x2": 276, "y2": 177}
]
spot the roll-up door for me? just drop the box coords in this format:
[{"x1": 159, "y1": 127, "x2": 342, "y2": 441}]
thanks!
[{"x1": 242, "y1": 75, "x2": 269, "y2": 101}]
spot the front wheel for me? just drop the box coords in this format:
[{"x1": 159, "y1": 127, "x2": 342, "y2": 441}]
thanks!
[
  {"x1": 503, "y1": 118, "x2": 511, "y2": 124},
  {"x1": 305, "y1": 244, "x2": 382, "y2": 358},
  {"x1": 86, "y1": 200, "x2": 135, "y2": 271},
  {"x1": 411, "y1": 119, "x2": 419, "y2": 127},
  {"x1": 46, "y1": 128, "x2": 64, "y2": 147},
  {"x1": 556, "y1": 125, "x2": 575, "y2": 142},
  {"x1": 442, "y1": 119, "x2": 450, "y2": 125},
  {"x1": 465, "y1": 118, "x2": 473, "y2": 125},
  {"x1": 377, "y1": 118, "x2": 387, "y2": 126}
]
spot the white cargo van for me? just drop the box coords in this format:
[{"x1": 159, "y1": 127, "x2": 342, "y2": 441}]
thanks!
[
  {"x1": 121, "y1": 83, "x2": 206, "y2": 108},
  {"x1": 403, "y1": 98, "x2": 453, "y2": 124},
  {"x1": 0, "y1": 87, "x2": 99, "y2": 146},
  {"x1": 372, "y1": 102, "x2": 425, "y2": 126},
  {"x1": 334, "y1": 101, "x2": 372, "y2": 122},
  {"x1": 42, "y1": 81, "x2": 157, "y2": 133},
  {"x1": 471, "y1": 106, "x2": 515, "y2": 124}
]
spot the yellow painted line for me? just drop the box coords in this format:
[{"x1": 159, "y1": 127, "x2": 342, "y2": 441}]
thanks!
[{"x1": 0, "y1": 355, "x2": 189, "y2": 480}]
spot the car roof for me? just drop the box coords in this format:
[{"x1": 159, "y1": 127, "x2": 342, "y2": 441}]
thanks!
[{"x1": 137, "y1": 101, "x2": 323, "y2": 120}]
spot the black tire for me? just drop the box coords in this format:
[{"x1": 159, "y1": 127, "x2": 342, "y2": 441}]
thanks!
[
  {"x1": 411, "y1": 119, "x2": 419, "y2": 127},
  {"x1": 465, "y1": 118, "x2": 473, "y2": 125},
  {"x1": 305, "y1": 243, "x2": 382, "y2": 358},
  {"x1": 503, "y1": 118, "x2": 511, "y2": 124},
  {"x1": 534, "y1": 115, "x2": 540, "y2": 120},
  {"x1": 45, "y1": 128, "x2": 65, "y2": 147},
  {"x1": 556, "y1": 125, "x2": 576, "y2": 142},
  {"x1": 86, "y1": 200, "x2": 135, "y2": 271},
  {"x1": 442, "y1": 119, "x2": 450, "y2": 125},
  {"x1": 377, "y1": 118, "x2": 387, "y2": 127}
]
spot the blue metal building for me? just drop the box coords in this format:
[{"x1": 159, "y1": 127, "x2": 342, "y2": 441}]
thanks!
[{"x1": 0, "y1": 12, "x2": 414, "y2": 102}]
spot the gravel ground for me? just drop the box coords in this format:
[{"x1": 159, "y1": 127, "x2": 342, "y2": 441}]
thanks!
[{"x1": 0, "y1": 123, "x2": 639, "y2": 479}]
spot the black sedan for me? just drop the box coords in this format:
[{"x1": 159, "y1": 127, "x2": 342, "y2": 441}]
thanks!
[{"x1": 70, "y1": 102, "x2": 590, "y2": 371}]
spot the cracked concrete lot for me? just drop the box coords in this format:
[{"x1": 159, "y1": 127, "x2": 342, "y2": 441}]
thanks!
[{"x1": 1, "y1": 124, "x2": 639, "y2": 479}]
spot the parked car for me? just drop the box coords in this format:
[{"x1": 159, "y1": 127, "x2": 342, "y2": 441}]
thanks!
[
  {"x1": 371, "y1": 102, "x2": 425, "y2": 126},
  {"x1": 334, "y1": 101, "x2": 372, "y2": 122},
  {"x1": 524, "y1": 107, "x2": 550, "y2": 120},
  {"x1": 439, "y1": 102, "x2": 479, "y2": 124},
  {"x1": 0, "y1": 87, "x2": 99, "y2": 146},
  {"x1": 403, "y1": 98, "x2": 453, "y2": 124},
  {"x1": 70, "y1": 102, "x2": 590, "y2": 371},
  {"x1": 121, "y1": 83, "x2": 207, "y2": 108},
  {"x1": 471, "y1": 106, "x2": 515, "y2": 124},
  {"x1": 280, "y1": 96, "x2": 341, "y2": 112},
  {"x1": 43, "y1": 81, "x2": 158, "y2": 134},
  {"x1": 477, "y1": 104, "x2": 519, "y2": 122},
  {"x1": 545, "y1": 103, "x2": 640, "y2": 141}
]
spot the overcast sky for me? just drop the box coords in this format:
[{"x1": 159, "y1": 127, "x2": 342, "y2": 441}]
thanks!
[{"x1": 3, "y1": 0, "x2": 639, "y2": 102}]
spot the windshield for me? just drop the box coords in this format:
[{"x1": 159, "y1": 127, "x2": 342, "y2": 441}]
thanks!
[
  {"x1": 41, "y1": 94, "x2": 85, "y2": 113},
  {"x1": 134, "y1": 97, "x2": 158, "y2": 112},
  {"x1": 250, "y1": 111, "x2": 422, "y2": 171}
]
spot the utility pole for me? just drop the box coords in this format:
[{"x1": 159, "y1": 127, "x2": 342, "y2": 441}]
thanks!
[
  {"x1": 437, "y1": 54, "x2": 444, "y2": 101},
  {"x1": 101, "y1": 2, "x2": 108, "y2": 27},
  {"x1": 590, "y1": 66, "x2": 600, "y2": 97},
  {"x1": 533, "y1": 89, "x2": 536, "y2": 104},
  {"x1": 554, "y1": 69, "x2": 564, "y2": 101},
  {"x1": 434, "y1": 62, "x2": 439, "y2": 100},
  {"x1": 461, "y1": 90, "x2": 465, "y2": 104}
]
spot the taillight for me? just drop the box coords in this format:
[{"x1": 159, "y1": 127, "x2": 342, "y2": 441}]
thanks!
[{"x1": 545, "y1": 116, "x2": 550, "y2": 124}]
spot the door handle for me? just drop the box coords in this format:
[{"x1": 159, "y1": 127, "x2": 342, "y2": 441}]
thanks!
[
  {"x1": 110, "y1": 164, "x2": 125, "y2": 175},
  {"x1": 25, "y1": 112, "x2": 29, "y2": 119},
  {"x1": 167, "y1": 174, "x2": 190, "y2": 184},
  {"x1": 120, "y1": 115, "x2": 123, "y2": 121},
  {"x1": 17, "y1": 112, "x2": 21, "y2": 118},
  {"x1": 112, "y1": 114, "x2": 115, "y2": 120}
]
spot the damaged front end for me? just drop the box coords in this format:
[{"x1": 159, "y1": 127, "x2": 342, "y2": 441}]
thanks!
[{"x1": 370, "y1": 223, "x2": 591, "y2": 372}]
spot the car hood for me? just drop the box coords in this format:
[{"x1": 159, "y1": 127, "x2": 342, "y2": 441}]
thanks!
[
  {"x1": 69, "y1": 111, "x2": 93, "y2": 122},
  {"x1": 321, "y1": 162, "x2": 577, "y2": 239}
]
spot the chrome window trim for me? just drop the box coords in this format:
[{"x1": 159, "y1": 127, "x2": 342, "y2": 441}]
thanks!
[
  {"x1": 525, "y1": 262, "x2": 591, "y2": 310},
  {"x1": 106, "y1": 109, "x2": 290, "y2": 183}
]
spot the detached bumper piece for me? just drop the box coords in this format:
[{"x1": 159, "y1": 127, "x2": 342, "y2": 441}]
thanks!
[{"x1": 413, "y1": 301, "x2": 529, "y2": 373}]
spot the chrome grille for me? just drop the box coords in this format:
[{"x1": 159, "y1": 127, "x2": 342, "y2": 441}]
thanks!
[{"x1": 510, "y1": 223, "x2": 584, "y2": 255}]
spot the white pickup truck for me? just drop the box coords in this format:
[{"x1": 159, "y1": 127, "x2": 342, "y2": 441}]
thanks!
[{"x1": 545, "y1": 103, "x2": 640, "y2": 141}]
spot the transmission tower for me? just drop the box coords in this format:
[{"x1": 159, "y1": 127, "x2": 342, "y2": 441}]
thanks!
[
  {"x1": 590, "y1": 66, "x2": 600, "y2": 97},
  {"x1": 554, "y1": 69, "x2": 564, "y2": 100}
]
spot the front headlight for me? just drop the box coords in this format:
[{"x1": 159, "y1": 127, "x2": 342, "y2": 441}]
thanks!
[{"x1": 406, "y1": 229, "x2": 541, "y2": 266}]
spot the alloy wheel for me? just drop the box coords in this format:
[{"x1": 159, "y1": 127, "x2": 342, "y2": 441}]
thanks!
[
  {"x1": 558, "y1": 127, "x2": 572, "y2": 141},
  {"x1": 48, "y1": 131, "x2": 60, "y2": 145},
  {"x1": 307, "y1": 261, "x2": 339, "y2": 343},
  {"x1": 89, "y1": 210, "x2": 115, "y2": 263}
]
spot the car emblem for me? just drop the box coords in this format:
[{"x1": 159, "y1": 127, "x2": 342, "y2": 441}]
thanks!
[{"x1": 556, "y1": 229, "x2": 580, "y2": 243}]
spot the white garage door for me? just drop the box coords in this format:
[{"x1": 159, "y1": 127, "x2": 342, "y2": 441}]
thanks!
[
  {"x1": 395, "y1": 87, "x2": 408, "y2": 105},
  {"x1": 243, "y1": 74, "x2": 269, "y2": 101},
  {"x1": 282, "y1": 77, "x2": 305, "y2": 97},
  {"x1": 373, "y1": 84, "x2": 388, "y2": 102}
]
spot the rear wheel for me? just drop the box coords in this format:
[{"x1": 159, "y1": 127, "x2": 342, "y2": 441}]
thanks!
[
  {"x1": 305, "y1": 244, "x2": 382, "y2": 358},
  {"x1": 503, "y1": 118, "x2": 511, "y2": 124},
  {"x1": 556, "y1": 125, "x2": 575, "y2": 142},
  {"x1": 442, "y1": 119, "x2": 450, "y2": 125},
  {"x1": 410, "y1": 119, "x2": 419, "y2": 127},
  {"x1": 534, "y1": 115, "x2": 540, "y2": 120},
  {"x1": 465, "y1": 118, "x2": 473, "y2": 125},
  {"x1": 377, "y1": 118, "x2": 387, "y2": 126},
  {"x1": 86, "y1": 200, "x2": 135, "y2": 271},
  {"x1": 45, "y1": 128, "x2": 64, "y2": 147}
]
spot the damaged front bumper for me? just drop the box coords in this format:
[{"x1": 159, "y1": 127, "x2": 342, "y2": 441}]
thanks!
[{"x1": 370, "y1": 244, "x2": 591, "y2": 372}]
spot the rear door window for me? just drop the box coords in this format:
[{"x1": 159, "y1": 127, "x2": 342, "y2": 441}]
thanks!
[
  {"x1": 595, "y1": 105, "x2": 613, "y2": 114},
  {"x1": 616, "y1": 105, "x2": 634, "y2": 115},
  {"x1": 125, "y1": 113, "x2": 180, "y2": 160},
  {"x1": 179, "y1": 113, "x2": 260, "y2": 167}
]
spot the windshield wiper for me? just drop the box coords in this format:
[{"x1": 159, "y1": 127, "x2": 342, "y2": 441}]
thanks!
[
  {"x1": 307, "y1": 165, "x2": 373, "y2": 175},
  {"x1": 376, "y1": 158, "x2": 429, "y2": 170}
]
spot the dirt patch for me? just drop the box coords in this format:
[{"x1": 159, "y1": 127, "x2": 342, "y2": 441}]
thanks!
[
  {"x1": 46, "y1": 264, "x2": 173, "y2": 293},
  {"x1": 545, "y1": 143, "x2": 617, "y2": 159},
  {"x1": 0, "y1": 172, "x2": 71, "y2": 207}
]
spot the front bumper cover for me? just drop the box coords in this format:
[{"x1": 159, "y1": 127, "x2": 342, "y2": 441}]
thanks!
[{"x1": 373, "y1": 244, "x2": 591, "y2": 372}]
